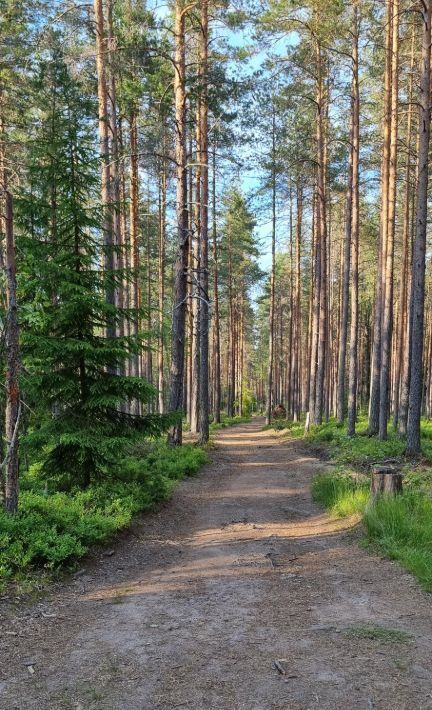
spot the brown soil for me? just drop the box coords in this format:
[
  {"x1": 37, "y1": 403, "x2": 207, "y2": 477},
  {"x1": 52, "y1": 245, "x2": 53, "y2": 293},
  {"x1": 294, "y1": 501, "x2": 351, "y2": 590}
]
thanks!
[{"x1": 1, "y1": 417, "x2": 432, "y2": 710}]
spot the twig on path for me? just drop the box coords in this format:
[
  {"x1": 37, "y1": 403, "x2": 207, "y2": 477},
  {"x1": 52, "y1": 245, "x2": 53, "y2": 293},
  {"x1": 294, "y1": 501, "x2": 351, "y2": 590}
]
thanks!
[{"x1": 273, "y1": 660, "x2": 286, "y2": 675}]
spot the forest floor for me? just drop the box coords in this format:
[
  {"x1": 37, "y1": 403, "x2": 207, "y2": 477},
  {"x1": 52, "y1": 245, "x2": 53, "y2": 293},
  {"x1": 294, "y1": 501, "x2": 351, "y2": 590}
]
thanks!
[{"x1": 1, "y1": 418, "x2": 432, "y2": 710}]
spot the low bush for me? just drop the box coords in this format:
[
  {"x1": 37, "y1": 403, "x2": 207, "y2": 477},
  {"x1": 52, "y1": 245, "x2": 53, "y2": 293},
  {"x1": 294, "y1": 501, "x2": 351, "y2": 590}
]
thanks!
[{"x1": 0, "y1": 442, "x2": 207, "y2": 587}]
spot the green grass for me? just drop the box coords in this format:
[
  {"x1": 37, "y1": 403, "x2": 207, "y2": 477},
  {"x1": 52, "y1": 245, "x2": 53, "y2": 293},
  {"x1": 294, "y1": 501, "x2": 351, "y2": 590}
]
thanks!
[
  {"x1": 343, "y1": 624, "x2": 412, "y2": 644},
  {"x1": 0, "y1": 442, "x2": 207, "y2": 589},
  {"x1": 312, "y1": 472, "x2": 369, "y2": 517},
  {"x1": 269, "y1": 414, "x2": 432, "y2": 473},
  {"x1": 312, "y1": 469, "x2": 432, "y2": 590},
  {"x1": 364, "y1": 491, "x2": 432, "y2": 590},
  {"x1": 210, "y1": 414, "x2": 252, "y2": 430},
  {"x1": 271, "y1": 415, "x2": 432, "y2": 591},
  {"x1": 262, "y1": 418, "x2": 305, "y2": 434},
  {"x1": 299, "y1": 415, "x2": 407, "y2": 467}
]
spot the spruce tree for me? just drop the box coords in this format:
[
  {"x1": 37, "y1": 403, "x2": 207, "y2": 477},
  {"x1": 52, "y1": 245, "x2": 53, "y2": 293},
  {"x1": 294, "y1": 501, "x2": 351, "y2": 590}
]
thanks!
[{"x1": 17, "y1": 43, "x2": 174, "y2": 488}]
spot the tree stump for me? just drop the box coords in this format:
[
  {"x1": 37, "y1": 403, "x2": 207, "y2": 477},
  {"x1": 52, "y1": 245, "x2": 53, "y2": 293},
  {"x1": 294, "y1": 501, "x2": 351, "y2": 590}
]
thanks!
[
  {"x1": 371, "y1": 466, "x2": 403, "y2": 497},
  {"x1": 272, "y1": 403, "x2": 286, "y2": 420}
]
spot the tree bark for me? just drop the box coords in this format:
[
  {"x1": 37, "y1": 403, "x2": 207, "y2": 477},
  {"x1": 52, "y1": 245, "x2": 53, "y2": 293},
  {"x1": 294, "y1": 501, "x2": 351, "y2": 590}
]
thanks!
[
  {"x1": 369, "y1": 0, "x2": 393, "y2": 434},
  {"x1": 394, "y1": 26, "x2": 414, "y2": 431},
  {"x1": 3, "y1": 191, "x2": 21, "y2": 513},
  {"x1": 337, "y1": 95, "x2": 354, "y2": 425},
  {"x1": 314, "y1": 42, "x2": 328, "y2": 425},
  {"x1": 211, "y1": 141, "x2": 221, "y2": 423},
  {"x1": 293, "y1": 182, "x2": 302, "y2": 421},
  {"x1": 129, "y1": 110, "x2": 141, "y2": 386},
  {"x1": 94, "y1": 0, "x2": 115, "y2": 339},
  {"x1": 379, "y1": 0, "x2": 399, "y2": 440},
  {"x1": 265, "y1": 107, "x2": 276, "y2": 425},
  {"x1": 168, "y1": 0, "x2": 189, "y2": 445},
  {"x1": 190, "y1": 144, "x2": 200, "y2": 432},
  {"x1": 406, "y1": 0, "x2": 432, "y2": 454},
  {"x1": 158, "y1": 145, "x2": 167, "y2": 413},
  {"x1": 347, "y1": 0, "x2": 360, "y2": 436},
  {"x1": 198, "y1": 0, "x2": 210, "y2": 444}
]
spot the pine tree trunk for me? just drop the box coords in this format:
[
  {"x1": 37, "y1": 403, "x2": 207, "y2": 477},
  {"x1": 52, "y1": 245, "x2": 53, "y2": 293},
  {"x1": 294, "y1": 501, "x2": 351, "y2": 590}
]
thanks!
[
  {"x1": 146, "y1": 189, "x2": 153, "y2": 407},
  {"x1": 266, "y1": 108, "x2": 276, "y2": 425},
  {"x1": 3, "y1": 191, "x2": 21, "y2": 513},
  {"x1": 337, "y1": 101, "x2": 354, "y2": 425},
  {"x1": 369, "y1": 0, "x2": 393, "y2": 434},
  {"x1": 129, "y1": 110, "x2": 141, "y2": 386},
  {"x1": 406, "y1": 0, "x2": 432, "y2": 454},
  {"x1": 186, "y1": 133, "x2": 194, "y2": 424},
  {"x1": 347, "y1": 0, "x2": 360, "y2": 436},
  {"x1": 227, "y1": 218, "x2": 235, "y2": 417},
  {"x1": 168, "y1": 0, "x2": 189, "y2": 445},
  {"x1": 314, "y1": 44, "x2": 328, "y2": 425},
  {"x1": 0, "y1": 96, "x2": 7, "y2": 490},
  {"x1": 293, "y1": 183, "x2": 302, "y2": 421},
  {"x1": 94, "y1": 0, "x2": 115, "y2": 339},
  {"x1": 211, "y1": 142, "x2": 221, "y2": 423},
  {"x1": 190, "y1": 119, "x2": 201, "y2": 432},
  {"x1": 107, "y1": 0, "x2": 122, "y2": 334},
  {"x1": 308, "y1": 190, "x2": 320, "y2": 424},
  {"x1": 158, "y1": 148, "x2": 166, "y2": 414},
  {"x1": 379, "y1": 0, "x2": 399, "y2": 440},
  {"x1": 198, "y1": 0, "x2": 209, "y2": 444},
  {"x1": 394, "y1": 27, "x2": 414, "y2": 430}
]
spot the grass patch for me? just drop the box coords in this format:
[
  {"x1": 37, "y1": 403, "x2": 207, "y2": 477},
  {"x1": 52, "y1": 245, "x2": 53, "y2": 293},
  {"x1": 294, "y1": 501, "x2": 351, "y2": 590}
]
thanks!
[
  {"x1": 364, "y1": 491, "x2": 432, "y2": 590},
  {"x1": 344, "y1": 624, "x2": 412, "y2": 644},
  {"x1": 262, "y1": 419, "x2": 304, "y2": 435},
  {"x1": 300, "y1": 416, "x2": 407, "y2": 469},
  {"x1": 268, "y1": 414, "x2": 432, "y2": 470},
  {"x1": 0, "y1": 442, "x2": 207, "y2": 589},
  {"x1": 210, "y1": 414, "x2": 252, "y2": 430},
  {"x1": 312, "y1": 468, "x2": 432, "y2": 590},
  {"x1": 292, "y1": 415, "x2": 432, "y2": 591},
  {"x1": 312, "y1": 472, "x2": 369, "y2": 517}
]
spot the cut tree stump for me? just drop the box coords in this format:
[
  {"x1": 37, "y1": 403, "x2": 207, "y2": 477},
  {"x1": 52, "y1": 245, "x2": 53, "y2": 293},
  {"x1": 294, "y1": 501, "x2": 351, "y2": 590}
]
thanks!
[{"x1": 371, "y1": 466, "x2": 402, "y2": 497}]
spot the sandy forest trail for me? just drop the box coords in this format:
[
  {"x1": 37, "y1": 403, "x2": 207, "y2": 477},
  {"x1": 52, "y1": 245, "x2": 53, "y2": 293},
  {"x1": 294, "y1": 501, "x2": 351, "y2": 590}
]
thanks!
[{"x1": 2, "y1": 419, "x2": 432, "y2": 710}]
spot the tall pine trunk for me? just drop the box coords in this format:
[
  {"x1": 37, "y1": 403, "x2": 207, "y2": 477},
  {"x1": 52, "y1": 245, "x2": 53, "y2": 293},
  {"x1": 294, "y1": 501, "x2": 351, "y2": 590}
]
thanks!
[
  {"x1": 211, "y1": 142, "x2": 221, "y2": 423},
  {"x1": 394, "y1": 27, "x2": 414, "y2": 431},
  {"x1": 406, "y1": 0, "x2": 432, "y2": 454},
  {"x1": 94, "y1": 0, "x2": 115, "y2": 339},
  {"x1": 158, "y1": 148, "x2": 167, "y2": 413},
  {"x1": 337, "y1": 99, "x2": 354, "y2": 424},
  {"x1": 347, "y1": 0, "x2": 360, "y2": 436},
  {"x1": 369, "y1": 0, "x2": 393, "y2": 434},
  {"x1": 379, "y1": 0, "x2": 399, "y2": 439},
  {"x1": 3, "y1": 191, "x2": 21, "y2": 513},
  {"x1": 129, "y1": 110, "x2": 141, "y2": 387},
  {"x1": 314, "y1": 42, "x2": 328, "y2": 425},
  {"x1": 198, "y1": 0, "x2": 209, "y2": 443},
  {"x1": 168, "y1": 0, "x2": 188, "y2": 444},
  {"x1": 266, "y1": 108, "x2": 276, "y2": 425}
]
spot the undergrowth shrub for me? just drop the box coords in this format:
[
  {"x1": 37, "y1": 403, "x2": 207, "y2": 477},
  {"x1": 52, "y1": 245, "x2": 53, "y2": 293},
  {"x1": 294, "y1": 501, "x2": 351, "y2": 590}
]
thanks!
[{"x1": 0, "y1": 443, "x2": 207, "y2": 587}]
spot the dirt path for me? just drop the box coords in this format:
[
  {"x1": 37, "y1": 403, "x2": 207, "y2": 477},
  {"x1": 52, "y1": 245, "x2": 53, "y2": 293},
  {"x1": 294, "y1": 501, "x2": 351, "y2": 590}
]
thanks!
[{"x1": 1, "y1": 418, "x2": 432, "y2": 710}]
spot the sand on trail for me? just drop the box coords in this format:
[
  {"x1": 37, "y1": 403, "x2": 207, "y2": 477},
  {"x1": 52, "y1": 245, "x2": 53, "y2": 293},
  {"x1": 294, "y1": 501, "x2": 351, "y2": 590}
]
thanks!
[{"x1": 1, "y1": 417, "x2": 432, "y2": 710}]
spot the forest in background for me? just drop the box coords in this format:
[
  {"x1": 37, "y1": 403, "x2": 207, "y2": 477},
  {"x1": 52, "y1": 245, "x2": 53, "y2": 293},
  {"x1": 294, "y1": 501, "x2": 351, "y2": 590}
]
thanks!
[{"x1": 2, "y1": 0, "x2": 432, "y2": 583}]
